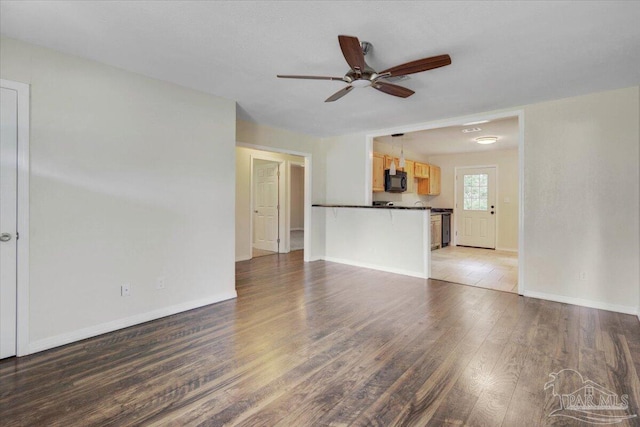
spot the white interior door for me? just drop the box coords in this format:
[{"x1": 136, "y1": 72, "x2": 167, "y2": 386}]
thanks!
[
  {"x1": 1, "y1": 87, "x2": 18, "y2": 359},
  {"x1": 456, "y1": 167, "x2": 496, "y2": 249},
  {"x1": 253, "y1": 162, "x2": 279, "y2": 252}
]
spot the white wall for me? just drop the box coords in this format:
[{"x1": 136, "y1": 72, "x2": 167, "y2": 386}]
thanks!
[
  {"x1": 523, "y1": 86, "x2": 639, "y2": 313},
  {"x1": 318, "y1": 133, "x2": 369, "y2": 205},
  {"x1": 1, "y1": 37, "x2": 237, "y2": 353},
  {"x1": 427, "y1": 149, "x2": 519, "y2": 251},
  {"x1": 235, "y1": 146, "x2": 304, "y2": 261}
]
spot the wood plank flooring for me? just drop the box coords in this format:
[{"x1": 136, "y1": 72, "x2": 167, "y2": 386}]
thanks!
[{"x1": 1, "y1": 251, "x2": 639, "y2": 426}]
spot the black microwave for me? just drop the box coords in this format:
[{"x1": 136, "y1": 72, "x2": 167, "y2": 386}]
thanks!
[{"x1": 384, "y1": 170, "x2": 407, "y2": 193}]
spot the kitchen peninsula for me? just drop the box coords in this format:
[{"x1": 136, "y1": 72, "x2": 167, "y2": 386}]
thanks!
[{"x1": 312, "y1": 204, "x2": 431, "y2": 279}]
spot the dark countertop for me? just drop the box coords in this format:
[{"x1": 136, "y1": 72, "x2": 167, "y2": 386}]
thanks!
[{"x1": 312, "y1": 204, "x2": 431, "y2": 211}]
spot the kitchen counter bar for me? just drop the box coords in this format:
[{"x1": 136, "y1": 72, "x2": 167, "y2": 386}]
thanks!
[
  {"x1": 312, "y1": 205, "x2": 431, "y2": 278},
  {"x1": 312, "y1": 204, "x2": 430, "y2": 210}
]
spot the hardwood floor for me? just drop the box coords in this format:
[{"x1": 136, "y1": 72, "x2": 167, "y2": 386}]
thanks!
[
  {"x1": 252, "y1": 247, "x2": 277, "y2": 258},
  {"x1": 431, "y1": 246, "x2": 519, "y2": 294},
  {"x1": 1, "y1": 252, "x2": 639, "y2": 426}
]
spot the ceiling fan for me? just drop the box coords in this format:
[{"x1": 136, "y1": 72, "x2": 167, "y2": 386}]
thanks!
[{"x1": 277, "y1": 35, "x2": 451, "y2": 102}]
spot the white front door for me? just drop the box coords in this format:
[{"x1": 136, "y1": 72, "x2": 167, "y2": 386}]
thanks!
[
  {"x1": 253, "y1": 162, "x2": 279, "y2": 252},
  {"x1": 0, "y1": 87, "x2": 18, "y2": 359},
  {"x1": 456, "y1": 167, "x2": 496, "y2": 249}
]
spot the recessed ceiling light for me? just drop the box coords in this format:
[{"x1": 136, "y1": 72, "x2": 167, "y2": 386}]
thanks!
[
  {"x1": 475, "y1": 136, "x2": 498, "y2": 145},
  {"x1": 462, "y1": 127, "x2": 482, "y2": 133},
  {"x1": 463, "y1": 120, "x2": 490, "y2": 126}
]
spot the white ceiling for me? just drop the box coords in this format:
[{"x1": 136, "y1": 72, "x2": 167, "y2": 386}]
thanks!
[
  {"x1": 375, "y1": 116, "x2": 519, "y2": 157},
  {"x1": 1, "y1": 1, "x2": 639, "y2": 137}
]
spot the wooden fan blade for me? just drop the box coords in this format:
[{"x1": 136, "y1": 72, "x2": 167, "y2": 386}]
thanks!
[
  {"x1": 379, "y1": 54, "x2": 451, "y2": 77},
  {"x1": 277, "y1": 75, "x2": 345, "y2": 81},
  {"x1": 325, "y1": 85, "x2": 354, "y2": 102},
  {"x1": 373, "y1": 81, "x2": 415, "y2": 98},
  {"x1": 338, "y1": 35, "x2": 365, "y2": 72}
]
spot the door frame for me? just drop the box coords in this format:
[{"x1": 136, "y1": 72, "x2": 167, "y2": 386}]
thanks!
[
  {"x1": 1, "y1": 79, "x2": 30, "y2": 356},
  {"x1": 238, "y1": 142, "x2": 312, "y2": 262},
  {"x1": 251, "y1": 159, "x2": 282, "y2": 253},
  {"x1": 288, "y1": 161, "x2": 305, "y2": 252},
  {"x1": 453, "y1": 165, "x2": 498, "y2": 249},
  {"x1": 364, "y1": 109, "x2": 524, "y2": 296}
]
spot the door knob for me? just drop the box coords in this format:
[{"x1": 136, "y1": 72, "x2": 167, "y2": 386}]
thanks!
[
  {"x1": 254, "y1": 210, "x2": 259, "y2": 213},
  {"x1": 491, "y1": 211, "x2": 495, "y2": 215},
  {"x1": 0, "y1": 233, "x2": 12, "y2": 242}
]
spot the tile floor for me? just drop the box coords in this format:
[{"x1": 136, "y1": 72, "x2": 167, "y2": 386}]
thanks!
[{"x1": 430, "y1": 245, "x2": 518, "y2": 294}]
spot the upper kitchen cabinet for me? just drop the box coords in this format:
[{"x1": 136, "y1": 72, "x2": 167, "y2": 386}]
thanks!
[
  {"x1": 405, "y1": 159, "x2": 415, "y2": 193},
  {"x1": 417, "y1": 164, "x2": 441, "y2": 195},
  {"x1": 372, "y1": 152, "x2": 385, "y2": 192},
  {"x1": 429, "y1": 165, "x2": 441, "y2": 195},
  {"x1": 414, "y1": 162, "x2": 430, "y2": 179},
  {"x1": 384, "y1": 155, "x2": 400, "y2": 171}
]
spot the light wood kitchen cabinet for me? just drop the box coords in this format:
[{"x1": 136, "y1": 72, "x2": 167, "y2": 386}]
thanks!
[
  {"x1": 429, "y1": 165, "x2": 441, "y2": 195},
  {"x1": 404, "y1": 159, "x2": 415, "y2": 193},
  {"x1": 372, "y1": 152, "x2": 385, "y2": 192},
  {"x1": 373, "y1": 151, "x2": 438, "y2": 195},
  {"x1": 417, "y1": 178, "x2": 430, "y2": 195},
  {"x1": 431, "y1": 214, "x2": 442, "y2": 250},
  {"x1": 414, "y1": 162, "x2": 430, "y2": 179},
  {"x1": 417, "y1": 164, "x2": 441, "y2": 195},
  {"x1": 384, "y1": 155, "x2": 400, "y2": 171}
]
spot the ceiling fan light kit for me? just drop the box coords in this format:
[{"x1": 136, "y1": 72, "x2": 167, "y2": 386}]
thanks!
[{"x1": 277, "y1": 35, "x2": 451, "y2": 102}]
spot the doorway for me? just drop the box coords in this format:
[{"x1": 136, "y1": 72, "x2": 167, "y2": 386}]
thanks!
[
  {"x1": 366, "y1": 113, "x2": 522, "y2": 295},
  {"x1": 237, "y1": 146, "x2": 309, "y2": 261}
]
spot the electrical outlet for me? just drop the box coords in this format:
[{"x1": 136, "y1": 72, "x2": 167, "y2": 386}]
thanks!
[
  {"x1": 579, "y1": 272, "x2": 587, "y2": 281},
  {"x1": 156, "y1": 277, "x2": 165, "y2": 290},
  {"x1": 121, "y1": 283, "x2": 131, "y2": 297}
]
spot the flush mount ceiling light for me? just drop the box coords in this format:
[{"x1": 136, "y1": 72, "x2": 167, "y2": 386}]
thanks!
[
  {"x1": 463, "y1": 120, "x2": 490, "y2": 126},
  {"x1": 462, "y1": 127, "x2": 482, "y2": 133},
  {"x1": 475, "y1": 136, "x2": 498, "y2": 145}
]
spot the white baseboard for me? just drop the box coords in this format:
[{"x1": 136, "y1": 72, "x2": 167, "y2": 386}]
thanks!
[
  {"x1": 27, "y1": 290, "x2": 237, "y2": 355},
  {"x1": 236, "y1": 254, "x2": 251, "y2": 262},
  {"x1": 495, "y1": 247, "x2": 518, "y2": 253},
  {"x1": 322, "y1": 256, "x2": 428, "y2": 279},
  {"x1": 524, "y1": 290, "x2": 638, "y2": 316}
]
